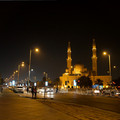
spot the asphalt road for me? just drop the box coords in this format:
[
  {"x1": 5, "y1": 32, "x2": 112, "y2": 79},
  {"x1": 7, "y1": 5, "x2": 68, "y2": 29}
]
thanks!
[{"x1": 53, "y1": 93, "x2": 120, "y2": 114}]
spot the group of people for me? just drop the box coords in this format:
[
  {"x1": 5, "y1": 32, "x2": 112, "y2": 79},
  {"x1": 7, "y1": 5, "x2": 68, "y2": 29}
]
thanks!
[
  {"x1": 26, "y1": 86, "x2": 37, "y2": 99},
  {"x1": 26, "y1": 86, "x2": 59, "y2": 99}
]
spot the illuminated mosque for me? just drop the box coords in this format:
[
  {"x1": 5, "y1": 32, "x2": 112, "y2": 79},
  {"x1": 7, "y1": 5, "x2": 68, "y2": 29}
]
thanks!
[{"x1": 59, "y1": 39, "x2": 111, "y2": 89}]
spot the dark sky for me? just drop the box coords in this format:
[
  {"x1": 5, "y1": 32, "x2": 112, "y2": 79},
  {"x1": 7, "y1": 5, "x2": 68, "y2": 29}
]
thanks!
[{"x1": 0, "y1": 1, "x2": 120, "y2": 81}]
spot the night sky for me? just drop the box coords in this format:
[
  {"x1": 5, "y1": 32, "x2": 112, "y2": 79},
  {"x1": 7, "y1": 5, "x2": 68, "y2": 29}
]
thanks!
[{"x1": 0, "y1": 1, "x2": 120, "y2": 81}]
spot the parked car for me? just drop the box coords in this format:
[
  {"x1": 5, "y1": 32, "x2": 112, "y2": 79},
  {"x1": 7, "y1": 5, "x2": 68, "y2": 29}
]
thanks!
[
  {"x1": 93, "y1": 89, "x2": 100, "y2": 94},
  {"x1": 13, "y1": 86, "x2": 24, "y2": 93},
  {"x1": 115, "y1": 90, "x2": 120, "y2": 96},
  {"x1": 102, "y1": 89, "x2": 111, "y2": 95},
  {"x1": 102, "y1": 88, "x2": 117, "y2": 96}
]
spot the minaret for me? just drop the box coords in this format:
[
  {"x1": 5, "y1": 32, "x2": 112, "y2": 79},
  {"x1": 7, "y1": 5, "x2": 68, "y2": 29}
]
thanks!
[
  {"x1": 92, "y1": 39, "x2": 97, "y2": 76},
  {"x1": 67, "y1": 42, "x2": 72, "y2": 74}
]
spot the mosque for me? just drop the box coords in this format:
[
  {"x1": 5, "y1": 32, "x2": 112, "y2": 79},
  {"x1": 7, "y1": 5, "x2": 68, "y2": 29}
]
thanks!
[{"x1": 59, "y1": 39, "x2": 111, "y2": 89}]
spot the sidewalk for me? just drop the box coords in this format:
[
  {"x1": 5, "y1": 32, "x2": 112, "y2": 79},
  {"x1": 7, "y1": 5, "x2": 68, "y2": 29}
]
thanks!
[
  {"x1": 18, "y1": 91, "x2": 120, "y2": 120},
  {"x1": 0, "y1": 88, "x2": 77, "y2": 120}
]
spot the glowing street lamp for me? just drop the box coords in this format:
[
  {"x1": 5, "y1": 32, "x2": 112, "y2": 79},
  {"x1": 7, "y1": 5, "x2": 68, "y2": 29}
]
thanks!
[
  {"x1": 17, "y1": 62, "x2": 25, "y2": 85},
  {"x1": 35, "y1": 48, "x2": 39, "y2": 52},
  {"x1": 113, "y1": 66, "x2": 116, "y2": 69},
  {"x1": 28, "y1": 48, "x2": 39, "y2": 87},
  {"x1": 103, "y1": 51, "x2": 112, "y2": 83},
  {"x1": 21, "y1": 62, "x2": 25, "y2": 67}
]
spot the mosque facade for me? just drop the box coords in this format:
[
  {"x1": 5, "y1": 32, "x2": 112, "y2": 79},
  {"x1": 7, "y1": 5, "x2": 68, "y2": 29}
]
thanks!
[{"x1": 59, "y1": 39, "x2": 111, "y2": 89}]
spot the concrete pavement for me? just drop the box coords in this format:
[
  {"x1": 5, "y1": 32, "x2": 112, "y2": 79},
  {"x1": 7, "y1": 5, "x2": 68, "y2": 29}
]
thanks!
[
  {"x1": 0, "y1": 88, "x2": 77, "y2": 120},
  {"x1": 1, "y1": 88, "x2": 120, "y2": 120}
]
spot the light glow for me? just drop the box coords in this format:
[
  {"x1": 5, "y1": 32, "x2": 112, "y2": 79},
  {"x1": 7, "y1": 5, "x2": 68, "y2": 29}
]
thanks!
[
  {"x1": 12, "y1": 80, "x2": 15, "y2": 86},
  {"x1": 73, "y1": 80, "x2": 77, "y2": 86},
  {"x1": 106, "y1": 85, "x2": 108, "y2": 88},
  {"x1": 113, "y1": 66, "x2": 116, "y2": 69},
  {"x1": 21, "y1": 63, "x2": 24, "y2": 67},
  {"x1": 35, "y1": 48, "x2": 39, "y2": 52},
  {"x1": 34, "y1": 82, "x2": 36, "y2": 86},
  {"x1": 103, "y1": 52, "x2": 107, "y2": 56},
  {"x1": 94, "y1": 90, "x2": 100, "y2": 93},
  {"x1": 45, "y1": 81, "x2": 48, "y2": 86}
]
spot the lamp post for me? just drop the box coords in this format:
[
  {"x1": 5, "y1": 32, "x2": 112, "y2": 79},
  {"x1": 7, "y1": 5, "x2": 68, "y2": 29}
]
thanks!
[
  {"x1": 43, "y1": 72, "x2": 48, "y2": 99},
  {"x1": 103, "y1": 52, "x2": 112, "y2": 84},
  {"x1": 17, "y1": 62, "x2": 25, "y2": 85},
  {"x1": 28, "y1": 48, "x2": 39, "y2": 87}
]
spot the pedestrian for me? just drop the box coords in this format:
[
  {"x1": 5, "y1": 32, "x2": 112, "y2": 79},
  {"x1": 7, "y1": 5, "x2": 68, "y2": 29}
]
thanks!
[
  {"x1": 31, "y1": 86, "x2": 34, "y2": 99},
  {"x1": 1, "y1": 87, "x2": 3, "y2": 93},
  {"x1": 0, "y1": 86, "x2": 1, "y2": 93},
  {"x1": 27, "y1": 87, "x2": 29, "y2": 93},
  {"x1": 56, "y1": 87, "x2": 58, "y2": 93},
  {"x1": 34, "y1": 86, "x2": 37, "y2": 99}
]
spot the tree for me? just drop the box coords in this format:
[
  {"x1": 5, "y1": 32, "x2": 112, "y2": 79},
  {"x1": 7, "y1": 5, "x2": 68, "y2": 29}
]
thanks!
[
  {"x1": 95, "y1": 79, "x2": 103, "y2": 85},
  {"x1": 77, "y1": 76, "x2": 92, "y2": 88}
]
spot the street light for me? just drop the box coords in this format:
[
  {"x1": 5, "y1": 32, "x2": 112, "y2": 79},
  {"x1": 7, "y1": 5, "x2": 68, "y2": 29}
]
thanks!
[
  {"x1": 17, "y1": 62, "x2": 25, "y2": 85},
  {"x1": 103, "y1": 51, "x2": 112, "y2": 83},
  {"x1": 21, "y1": 62, "x2": 25, "y2": 67},
  {"x1": 35, "y1": 48, "x2": 39, "y2": 52},
  {"x1": 43, "y1": 72, "x2": 48, "y2": 99},
  {"x1": 113, "y1": 66, "x2": 116, "y2": 69},
  {"x1": 28, "y1": 48, "x2": 39, "y2": 87}
]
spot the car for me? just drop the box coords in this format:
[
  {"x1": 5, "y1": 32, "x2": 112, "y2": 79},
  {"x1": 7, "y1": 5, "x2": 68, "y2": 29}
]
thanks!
[
  {"x1": 102, "y1": 89, "x2": 111, "y2": 95},
  {"x1": 94, "y1": 89, "x2": 100, "y2": 94},
  {"x1": 37, "y1": 87, "x2": 54, "y2": 94},
  {"x1": 13, "y1": 86, "x2": 24, "y2": 93},
  {"x1": 115, "y1": 90, "x2": 120, "y2": 96},
  {"x1": 102, "y1": 88, "x2": 117, "y2": 96}
]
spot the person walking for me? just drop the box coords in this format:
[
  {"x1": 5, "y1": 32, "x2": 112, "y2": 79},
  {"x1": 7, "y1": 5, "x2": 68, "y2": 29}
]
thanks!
[
  {"x1": 34, "y1": 86, "x2": 37, "y2": 99},
  {"x1": 31, "y1": 86, "x2": 34, "y2": 99},
  {"x1": 0, "y1": 86, "x2": 1, "y2": 93},
  {"x1": 27, "y1": 87, "x2": 29, "y2": 93},
  {"x1": 56, "y1": 87, "x2": 58, "y2": 93}
]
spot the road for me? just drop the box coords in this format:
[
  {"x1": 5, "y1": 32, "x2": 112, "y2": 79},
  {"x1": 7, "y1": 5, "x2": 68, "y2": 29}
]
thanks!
[
  {"x1": 1, "y1": 88, "x2": 120, "y2": 120},
  {"x1": 0, "y1": 88, "x2": 77, "y2": 120},
  {"x1": 53, "y1": 93, "x2": 120, "y2": 114}
]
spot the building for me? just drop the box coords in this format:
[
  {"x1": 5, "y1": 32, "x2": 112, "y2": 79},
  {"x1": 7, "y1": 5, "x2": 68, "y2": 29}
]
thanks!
[
  {"x1": 60, "y1": 39, "x2": 111, "y2": 89},
  {"x1": 60, "y1": 42, "x2": 89, "y2": 89},
  {"x1": 90, "y1": 39, "x2": 111, "y2": 88}
]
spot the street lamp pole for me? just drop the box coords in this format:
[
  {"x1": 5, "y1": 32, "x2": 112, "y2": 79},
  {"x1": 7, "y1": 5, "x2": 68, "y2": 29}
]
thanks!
[
  {"x1": 108, "y1": 54, "x2": 112, "y2": 82},
  {"x1": 27, "y1": 48, "x2": 39, "y2": 88},
  {"x1": 18, "y1": 65, "x2": 20, "y2": 85},
  {"x1": 28, "y1": 49, "x2": 32, "y2": 87},
  {"x1": 103, "y1": 52, "x2": 112, "y2": 84},
  {"x1": 17, "y1": 62, "x2": 24, "y2": 85}
]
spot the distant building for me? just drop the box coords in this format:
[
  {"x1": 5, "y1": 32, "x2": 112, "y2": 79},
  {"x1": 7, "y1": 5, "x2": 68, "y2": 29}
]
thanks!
[{"x1": 60, "y1": 40, "x2": 111, "y2": 89}]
